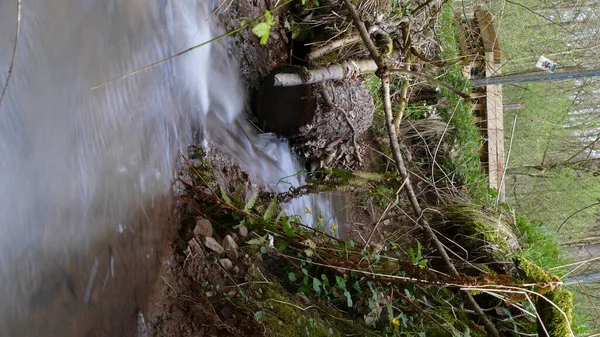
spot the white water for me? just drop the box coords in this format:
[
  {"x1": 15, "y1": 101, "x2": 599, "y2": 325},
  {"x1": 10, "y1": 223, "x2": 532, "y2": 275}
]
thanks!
[{"x1": 0, "y1": 0, "x2": 335, "y2": 335}]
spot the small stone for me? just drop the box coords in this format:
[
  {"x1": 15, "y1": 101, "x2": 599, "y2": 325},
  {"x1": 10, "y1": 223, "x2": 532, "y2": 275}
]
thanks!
[
  {"x1": 187, "y1": 238, "x2": 205, "y2": 258},
  {"x1": 238, "y1": 225, "x2": 249, "y2": 238},
  {"x1": 219, "y1": 258, "x2": 233, "y2": 271},
  {"x1": 194, "y1": 218, "x2": 213, "y2": 238},
  {"x1": 230, "y1": 232, "x2": 238, "y2": 241},
  {"x1": 202, "y1": 237, "x2": 224, "y2": 254},
  {"x1": 227, "y1": 290, "x2": 236, "y2": 297},
  {"x1": 233, "y1": 266, "x2": 240, "y2": 274},
  {"x1": 205, "y1": 291, "x2": 214, "y2": 298},
  {"x1": 222, "y1": 235, "x2": 239, "y2": 261}
]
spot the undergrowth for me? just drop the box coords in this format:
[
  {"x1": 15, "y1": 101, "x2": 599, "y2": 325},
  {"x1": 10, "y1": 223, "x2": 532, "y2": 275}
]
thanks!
[{"x1": 180, "y1": 147, "x2": 575, "y2": 336}]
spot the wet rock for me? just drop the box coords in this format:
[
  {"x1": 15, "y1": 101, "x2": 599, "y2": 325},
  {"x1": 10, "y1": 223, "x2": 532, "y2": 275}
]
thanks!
[
  {"x1": 222, "y1": 235, "x2": 239, "y2": 261},
  {"x1": 202, "y1": 237, "x2": 224, "y2": 254},
  {"x1": 194, "y1": 218, "x2": 213, "y2": 238},
  {"x1": 219, "y1": 258, "x2": 233, "y2": 271},
  {"x1": 238, "y1": 225, "x2": 249, "y2": 238}
]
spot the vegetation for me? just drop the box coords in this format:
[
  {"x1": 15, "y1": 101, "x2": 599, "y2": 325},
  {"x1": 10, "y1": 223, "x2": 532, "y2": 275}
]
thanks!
[{"x1": 169, "y1": 0, "x2": 597, "y2": 335}]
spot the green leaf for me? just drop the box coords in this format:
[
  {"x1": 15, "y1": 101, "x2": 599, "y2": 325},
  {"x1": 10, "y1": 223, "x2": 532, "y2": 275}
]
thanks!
[
  {"x1": 288, "y1": 272, "x2": 297, "y2": 282},
  {"x1": 263, "y1": 198, "x2": 277, "y2": 220},
  {"x1": 282, "y1": 218, "x2": 296, "y2": 238},
  {"x1": 219, "y1": 186, "x2": 232, "y2": 204},
  {"x1": 335, "y1": 276, "x2": 346, "y2": 290},
  {"x1": 276, "y1": 239, "x2": 288, "y2": 252},
  {"x1": 264, "y1": 10, "x2": 274, "y2": 26},
  {"x1": 312, "y1": 278, "x2": 322, "y2": 293},
  {"x1": 252, "y1": 23, "x2": 271, "y2": 45},
  {"x1": 246, "y1": 234, "x2": 267, "y2": 246},
  {"x1": 244, "y1": 190, "x2": 259, "y2": 211},
  {"x1": 260, "y1": 246, "x2": 267, "y2": 254}
]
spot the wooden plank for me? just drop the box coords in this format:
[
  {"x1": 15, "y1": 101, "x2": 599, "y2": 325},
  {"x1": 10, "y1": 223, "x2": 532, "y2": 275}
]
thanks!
[
  {"x1": 484, "y1": 51, "x2": 505, "y2": 200},
  {"x1": 475, "y1": 6, "x2": 500, "y2": 54}
]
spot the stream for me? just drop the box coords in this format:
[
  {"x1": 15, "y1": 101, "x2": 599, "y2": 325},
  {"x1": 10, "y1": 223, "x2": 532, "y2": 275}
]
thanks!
[{"x1": 0, "y1": 1, "x2": 337, "y2": 336}]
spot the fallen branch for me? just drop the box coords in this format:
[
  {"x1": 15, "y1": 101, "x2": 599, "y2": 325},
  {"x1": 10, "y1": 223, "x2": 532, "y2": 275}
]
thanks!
[
  {"x1": 273, "y1": 60, "x2": 378, "y2": 86},
  {"x1": 341, "y1": 0, "x2": 499, "y2": 335},
  {"x1": 273, "y1": 61, "x2": 469, "y2": 101}
]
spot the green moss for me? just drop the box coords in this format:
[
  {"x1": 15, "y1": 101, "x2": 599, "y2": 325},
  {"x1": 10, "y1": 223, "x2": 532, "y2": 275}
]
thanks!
[
  {"x1": 516, "y1": 257, "x2": 556, "y2": 283},
  {"x1": 537, "y1": 290, "x2": 574, "y2": 337}
]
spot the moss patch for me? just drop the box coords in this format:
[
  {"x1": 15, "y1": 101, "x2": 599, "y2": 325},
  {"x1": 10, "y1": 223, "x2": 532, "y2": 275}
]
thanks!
[{"x1": 537, "y1": 289, "x2": 574, "y2": 337}]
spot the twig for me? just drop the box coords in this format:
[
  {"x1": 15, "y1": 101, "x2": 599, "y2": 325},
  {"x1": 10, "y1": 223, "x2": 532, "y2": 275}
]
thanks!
[
  {"x1": 412, "y1": 0, "x2": 438, "y2": 17},
  {"x1": 409, "y1": 46, "x2": 462, "y2": 68},
  {"x1": 556, "y1": 201, "x2": 600, "y2": 233},
  {"x1": 389, "y1": 68, "x2": 470, "y2": 100},
  {"x1": 306, "y1": 33, "x2": 361, "y2": 61},
  {"x1": 342, "y1": 1, "x2": 498, "y2": 335},
  {"x1": 366, "y1": 181, "x2": 406, "y2": 243},
  {"x1": 0, "y1": 0, "x2": 21, "y2": 109}
]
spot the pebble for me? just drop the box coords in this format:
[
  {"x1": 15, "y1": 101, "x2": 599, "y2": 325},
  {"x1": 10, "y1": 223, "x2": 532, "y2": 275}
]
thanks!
[
  {"x1": 222, "y1": 235, "x2": 239, "y2": 260},
  {"x1": 238, "y1": 225, "x2": 249, "y2": 238},
  {"x1": 202, "y1": 237, "x2": 224, "y2": 254},
  {"x1": 194, "y1": 218, "x2": 213, "y2": 238},
  {"x1": 187, "y1": 238, "x2": 204, "y2": 257},
  {"x1": 219, "y1": 258, "x2": 233, "y2": 271}
]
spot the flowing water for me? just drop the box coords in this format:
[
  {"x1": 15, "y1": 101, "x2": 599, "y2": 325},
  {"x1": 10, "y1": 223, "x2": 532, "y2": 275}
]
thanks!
[{"x1": 0, "y1": 1, "x2": 337, "y2": 336}]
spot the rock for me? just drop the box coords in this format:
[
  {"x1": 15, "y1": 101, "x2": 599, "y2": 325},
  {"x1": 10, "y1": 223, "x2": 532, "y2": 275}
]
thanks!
[
  {"x1": 202, "y1": 237, "x2": 224, "y2": 254},
  {"x1": 229, "y1": 232, "x2": 238, "y2": 241},
  {"x1": 194, "y1": 218, "x2": 213, "y2": 238},
  {"x1": 222, "y1": 235, "x2": 239, "y2": 261},
  {"x1": 219, "y1": 258, "x2": 233, "y2": 271},
  {"x1": 187, "y1": 238, "x2": 204, "y2": 258},
  {"x1": 233, "y1": 266, "x2": 240, "y2": 274},
  {"x1": 238, "y1": 225, "x2": 249, "y2": 238}
]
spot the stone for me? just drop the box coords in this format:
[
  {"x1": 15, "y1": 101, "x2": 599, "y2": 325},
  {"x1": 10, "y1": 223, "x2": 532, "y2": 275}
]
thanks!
[
  {"x1": 194, "y1": 218, "x2": 213, "y2": 238},
  {"x1": 233, "y1": 266, "x2": 240, "y2": 274},
  {"x1": 222, "y1": 235, "x2": 239, "y2": 261},
  {"x1": 202, "y1": 237, "x2": 224, "y2": 254},
  {"x1": 219, "y1": 258, "x2": 233, "y2": 271},
  {"x1": 238, "y1": 225, "x2": 249, "y2": 238},
  {"x1": 187, "y1": 238, "x2": 204, "y2": 258}
]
